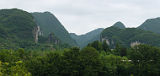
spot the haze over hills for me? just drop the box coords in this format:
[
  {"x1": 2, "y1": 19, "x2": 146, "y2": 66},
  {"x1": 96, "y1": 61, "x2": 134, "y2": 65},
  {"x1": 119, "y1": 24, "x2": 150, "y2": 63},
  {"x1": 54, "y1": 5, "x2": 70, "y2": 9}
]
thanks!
[
  {"x1": 70, "y1": 21, "x2": 126, "y2": 48},
  {"x1": 70, "y1": 28, "x2": 104, "y2": 48},
  {"x1": 138, "y1": 17, "x2": 160, "y2": 34},
  {"x1": 70, "y1": 19, "x2": 160, "y2": 48},
  {"x1": 31, "y1": 12, "x2": 77, "y2": 46},
  {"x1": 1, "y1": 8, "x2": 160, "y2": 49}
]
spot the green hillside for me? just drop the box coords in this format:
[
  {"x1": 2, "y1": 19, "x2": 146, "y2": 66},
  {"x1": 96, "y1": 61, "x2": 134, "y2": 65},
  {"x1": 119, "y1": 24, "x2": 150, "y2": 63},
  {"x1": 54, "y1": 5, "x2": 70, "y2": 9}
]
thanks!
[
  {"x1": 70, "y1": 28, "x2": 104, "y2": 48},
  {"x1": 112, "y1": 21, "x2": 126, "y2": 29},
  {"x1": 31, "y1": 12, "x2": 77, "y2": 46},
  {"x1": 138, "y1": 17, "x2": 160, "y2": 34},
  {"x1": 0, "y1": 9, "x2": 36, "y2": 49},
  {"x1": 101, "y1": 26, "x2": 160, "y2": 47}
]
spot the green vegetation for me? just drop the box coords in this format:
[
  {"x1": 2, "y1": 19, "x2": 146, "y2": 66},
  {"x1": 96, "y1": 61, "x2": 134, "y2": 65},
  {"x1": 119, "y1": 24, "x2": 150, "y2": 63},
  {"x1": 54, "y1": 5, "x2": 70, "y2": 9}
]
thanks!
[
  {"x1": 32, "y1": 12, "x2": 77, "y2": 46},
  {"x1": 112, "y1": 21, "x2": 126, "y2": 29},
  {"x1": 70, "y1": 28, "x2": 104, "y2": 48},
  {"x1": 101, "y1": 26, "x2": 160, "y2": 48},
  {"x1": 0, "y1": 41, "x2": 160, "y2": 76},
  {"x1": 138, "y1": 17, "x2": 160, "y2": 34},
  {"x1": 0, "y1": 9, "x2": 71, "y2": 50},
  {"x1": 70, "y1": 22, "x2": 125, "y2": 48},
  {"x1": 0, "y1": 8, "x2": 36, "y2": 49},
  {"x1": 1, "y1": 8, "x2": 160, "y2": 76}
]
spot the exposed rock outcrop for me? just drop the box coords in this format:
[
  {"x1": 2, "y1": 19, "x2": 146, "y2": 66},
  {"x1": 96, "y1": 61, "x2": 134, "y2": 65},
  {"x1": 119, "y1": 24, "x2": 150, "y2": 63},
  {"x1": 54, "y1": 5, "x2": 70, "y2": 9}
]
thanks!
[
  {"x1": 130, "y1": 41, "x2": 141, "y2": 48},
  {"x1": 101, "y1": 37, "x2": 110, "y2": 45},
  {"x1": 33, "y1": 26, "x2": 43, "y2": 43},
  {"x1": 48, "y1": 33, "x2": 60, "y2": 44}
]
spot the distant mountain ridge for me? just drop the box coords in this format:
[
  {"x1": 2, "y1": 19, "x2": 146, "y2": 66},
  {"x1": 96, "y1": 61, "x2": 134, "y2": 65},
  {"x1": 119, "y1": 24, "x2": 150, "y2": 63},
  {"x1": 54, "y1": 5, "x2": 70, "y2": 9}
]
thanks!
[
  {"x1": 101, "y1": 26, "x2": 160, "y2": 48},
  {"x1": 31, "y1": 12, "x2": 77, "y2": 46},
  {"x1": 138, "y1": 17, "x2": 160, "y2": 34},
  {"x1": 70, "y1": 28, "x2": 104, "y2": 48},
  {"x1": 1, "y1": 8, "x2": 160, "y2": 49},
  {"x1": 101, "y1": 19, "x2": 160, "y2": 48}
]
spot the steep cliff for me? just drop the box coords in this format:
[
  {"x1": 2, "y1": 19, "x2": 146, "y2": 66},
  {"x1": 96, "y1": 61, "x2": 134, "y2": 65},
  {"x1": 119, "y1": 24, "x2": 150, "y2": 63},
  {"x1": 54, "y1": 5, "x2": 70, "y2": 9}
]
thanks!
[{"x1": 32, "y1": 12, "x2": 77, "y2": 46}]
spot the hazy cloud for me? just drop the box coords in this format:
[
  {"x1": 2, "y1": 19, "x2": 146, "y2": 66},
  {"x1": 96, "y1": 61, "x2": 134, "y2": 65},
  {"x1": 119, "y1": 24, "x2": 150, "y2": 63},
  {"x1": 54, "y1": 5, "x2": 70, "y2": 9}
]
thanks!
[{"x1": 0, "y1": 0, "x2": 160, "y2": 35}]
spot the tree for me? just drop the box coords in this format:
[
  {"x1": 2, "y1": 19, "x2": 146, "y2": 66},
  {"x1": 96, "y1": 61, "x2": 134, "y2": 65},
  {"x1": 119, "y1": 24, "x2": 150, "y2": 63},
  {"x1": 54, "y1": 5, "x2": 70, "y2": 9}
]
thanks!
[
  {"x1": 61, "y1": 47, "x2": 81, "y2": 76},
  {"x1": 112, "y1": 43, "x2": 127, "y2": 56},
  {"x1": 79, "y1": 47, "x2": 103, "y2": 76},
  {"x1": 0, "y1": 61, "x2": 3, "y2": 76},
  {"x1": 128, "y1": 44, "x2": 160, "y2": 76},
  {"x1": 88, "y1": 41, "x2": 103, "y2": 51},
  {"x1": 101, "y1": 54, "x2": 132, "y2": 76},
  {"x1": 16, "y1": 48, "x2": 25, "y2": 59},
  {"x1": 10, "y1": 61, "x2": 31, "y2": 76},
  {"x1": 102, "y1": 40, "x2": 110, "y2": 52}
]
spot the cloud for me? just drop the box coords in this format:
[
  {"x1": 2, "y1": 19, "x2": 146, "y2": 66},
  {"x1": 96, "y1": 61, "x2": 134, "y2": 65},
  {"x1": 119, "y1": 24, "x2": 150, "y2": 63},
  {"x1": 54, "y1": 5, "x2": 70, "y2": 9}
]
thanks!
[{"x1": 0, "y1": 0, "x2": 160, "y2": 35}]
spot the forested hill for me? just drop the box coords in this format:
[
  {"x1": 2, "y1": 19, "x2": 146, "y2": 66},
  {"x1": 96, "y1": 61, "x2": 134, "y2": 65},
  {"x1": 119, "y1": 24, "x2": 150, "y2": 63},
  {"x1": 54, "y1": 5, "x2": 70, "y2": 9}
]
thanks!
[
  {"x1": 101, "y1": 26, "x2": 160, "y2": 48},
  {"x1": 0, "y1": 9, "x2": 70, "y2": 49},
  {"x1": 70, "y1": 22, "x2": 126, "y2": 48},
  {"x1": 0, "y1": 9, "x2": 36, "y2": 49},
  {"x1": 31, "y1": 12, "x2": 77, "y2": 46},
  {"x1": 138, "y1": 17, "x2": 160, "y2": 34},
  {"x1": 112, "y1": 21, "x2": 126, "y2": 29},
  {"x1": 1, "y1": 8, "x2": 160, "y2": 49},
  {"x1": 70, "y1": 28, "x2": 104, "y2": 48}
]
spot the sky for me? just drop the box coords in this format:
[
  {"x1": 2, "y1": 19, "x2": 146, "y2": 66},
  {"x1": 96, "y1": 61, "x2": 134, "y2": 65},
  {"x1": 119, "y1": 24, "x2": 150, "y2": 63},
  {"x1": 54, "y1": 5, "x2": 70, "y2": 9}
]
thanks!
[{"x1": 0, "y1": 0, "x2": 160, "y2": 35}]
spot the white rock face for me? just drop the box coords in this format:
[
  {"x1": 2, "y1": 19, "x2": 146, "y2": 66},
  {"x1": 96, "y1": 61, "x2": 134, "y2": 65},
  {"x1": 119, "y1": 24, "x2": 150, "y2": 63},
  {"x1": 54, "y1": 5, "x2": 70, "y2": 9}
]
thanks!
[
  {"x1": 101, "y1": 37, "x2": 110, "y2": 45},
  {"x1": 130, "y1": 41, "x2": 141, "y2": 48},
  {"x1": 33, "y1": 26, "x2": 42, "y2": 43}
]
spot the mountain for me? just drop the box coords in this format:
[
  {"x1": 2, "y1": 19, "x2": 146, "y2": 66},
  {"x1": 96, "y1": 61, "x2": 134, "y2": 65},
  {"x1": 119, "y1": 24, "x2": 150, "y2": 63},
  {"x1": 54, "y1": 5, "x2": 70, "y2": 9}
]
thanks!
[
  {"x1": 0, "y1": 9, "x2": 66, "y2": 50},
  {"x1": 31, "y1": 12, "x2": 77, "y2": 46},
  {"x1": 101, "y1": 26, "x2": 160, "y2": 48},
  {"x1": 138, "y1": 17, "x2": 160, "y2": 34},
  {"x1": 112, "y1": 21, "x2": 126, "y2": 29},
  {"x1": 0, "y1": 9, "x2": 37, "y2": 49},
  {"x1": 70, "y1": 28, "x2": 104, "y2": 48}
]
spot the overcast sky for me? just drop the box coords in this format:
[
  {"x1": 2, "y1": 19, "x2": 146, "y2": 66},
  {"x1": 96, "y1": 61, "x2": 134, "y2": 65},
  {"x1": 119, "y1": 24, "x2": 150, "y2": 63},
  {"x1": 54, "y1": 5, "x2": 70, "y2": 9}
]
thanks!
[{"x1": 0, "y1": 0, "x2": 160, "y2": 35}]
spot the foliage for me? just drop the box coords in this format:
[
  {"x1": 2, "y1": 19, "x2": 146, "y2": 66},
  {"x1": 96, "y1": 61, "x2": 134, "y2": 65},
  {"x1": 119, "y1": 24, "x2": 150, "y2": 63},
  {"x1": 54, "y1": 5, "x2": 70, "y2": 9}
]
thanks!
[
  {"x1": 101, "y1": 26, "x2": 160, "y2": 48},
  {"x1": 138, "y1": 17, "x2": 160, "y2": 34},
  {"x1": 0, "y1": 9, "x2": 71, "y2": 50},
  {"x1": 0, "y1": 44, "x2": 159, "y2": 76},
  {"x1": 128, "y1": 44, "x2": 160, "y2": 76},
  {"x1": 0, "y1": 8, "x2": 36, "y2": 49},
  {"x1": 112, "y1": 21, "x2": 126, "y2": 29}
]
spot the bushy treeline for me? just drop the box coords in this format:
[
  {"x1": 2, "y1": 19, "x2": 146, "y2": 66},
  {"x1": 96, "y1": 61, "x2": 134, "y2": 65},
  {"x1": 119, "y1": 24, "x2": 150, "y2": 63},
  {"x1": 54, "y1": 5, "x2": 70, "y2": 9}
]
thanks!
[{"x1": 0, "y1": 41, "x2": 160, "y2": 76}]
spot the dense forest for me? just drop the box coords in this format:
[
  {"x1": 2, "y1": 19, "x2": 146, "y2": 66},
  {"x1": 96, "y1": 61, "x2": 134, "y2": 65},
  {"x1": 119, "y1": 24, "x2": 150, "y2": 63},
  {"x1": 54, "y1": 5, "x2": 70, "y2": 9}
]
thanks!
[{"x1": 0, "y1": 41, "x2": 160, "y2": 76}]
